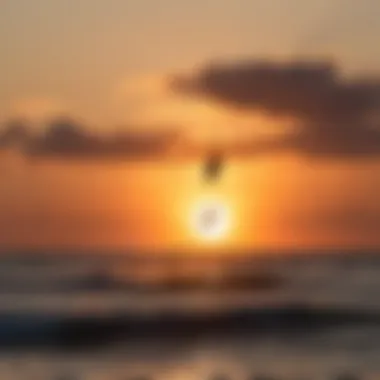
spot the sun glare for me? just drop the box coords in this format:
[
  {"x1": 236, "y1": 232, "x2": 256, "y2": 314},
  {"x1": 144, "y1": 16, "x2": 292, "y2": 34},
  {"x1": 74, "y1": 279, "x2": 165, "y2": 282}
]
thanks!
[{"x1": 190, "y1": 197, "x2": 231, "y2": 242}]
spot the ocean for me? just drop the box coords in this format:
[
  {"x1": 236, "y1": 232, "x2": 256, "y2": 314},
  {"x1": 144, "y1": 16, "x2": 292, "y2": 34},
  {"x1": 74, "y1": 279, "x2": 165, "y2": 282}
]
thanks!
[{"x1": 0, "y1": 250, "x2": 379, "y2": 380}]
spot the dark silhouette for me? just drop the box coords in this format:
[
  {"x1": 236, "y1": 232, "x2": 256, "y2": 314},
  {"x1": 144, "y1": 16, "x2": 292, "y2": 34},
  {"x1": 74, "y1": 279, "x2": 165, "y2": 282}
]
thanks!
[{"x1": 203, "y1": 152, "x2": 224, "y2": 183}]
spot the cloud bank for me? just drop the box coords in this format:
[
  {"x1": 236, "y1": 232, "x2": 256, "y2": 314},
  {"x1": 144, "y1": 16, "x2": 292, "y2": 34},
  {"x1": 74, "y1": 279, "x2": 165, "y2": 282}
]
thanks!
[
  {"x1": 1, "y1": 59, "x2": 380, "y2": 162},
  {"x1": 0, "y1": 118, "x2": 180, "y2": 161},
  {"x1": 171, "y1": 59, "x2": 380, "y2": 158}
]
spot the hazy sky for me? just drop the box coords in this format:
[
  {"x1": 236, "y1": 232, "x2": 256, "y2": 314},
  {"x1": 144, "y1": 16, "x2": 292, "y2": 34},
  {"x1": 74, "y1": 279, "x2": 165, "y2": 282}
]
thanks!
[
  {"x1": 1, "y1": 0, "x2": 380, "y2": 251},
  {"x1": 2, "y1": 0, "x2": 380, "y2": 125}
]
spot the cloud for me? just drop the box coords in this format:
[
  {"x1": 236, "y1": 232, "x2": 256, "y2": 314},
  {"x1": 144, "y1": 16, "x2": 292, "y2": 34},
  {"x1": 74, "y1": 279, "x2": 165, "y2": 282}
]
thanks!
[
  {"x1": 1, "y1": 117, "x2": 181, "y2": 161},
  {"x1": 171, "y1": 59, "x2": 380, "y2": 158},
  {"x1": 2, "y1": 59, "x2": 380, "y2": 162},
  {"x1": 0, "y1": 119, "x2": 30, "y2": 149}
]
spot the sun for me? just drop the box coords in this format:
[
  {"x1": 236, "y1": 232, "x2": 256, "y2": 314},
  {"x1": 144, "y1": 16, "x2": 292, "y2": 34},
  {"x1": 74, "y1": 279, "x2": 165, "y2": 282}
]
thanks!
[{"x1": 190, "y1": 198, "x2": 231, "y2": 242}]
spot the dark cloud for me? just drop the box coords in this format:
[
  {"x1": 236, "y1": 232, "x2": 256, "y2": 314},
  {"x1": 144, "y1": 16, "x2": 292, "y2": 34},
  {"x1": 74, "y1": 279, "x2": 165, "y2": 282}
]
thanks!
[
  {"x1": 171, "y1": 60, "x2": 380, "y2": 158},
  {"x1": 0, "y1": 120, "x2": 30, "y2": 149},
  {"x1": 0, "y1": 118, "x2": 181, "y2": 161},
  {"x1": 2, "y1": 60, "x2": 380, "y2": 162}
]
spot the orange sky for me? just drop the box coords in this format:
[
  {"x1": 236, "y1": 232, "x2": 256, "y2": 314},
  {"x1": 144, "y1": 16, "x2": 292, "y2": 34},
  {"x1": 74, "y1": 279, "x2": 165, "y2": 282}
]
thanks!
[
  {"x1": 1, "y1": 0, "x2": 380, "y2": 251},
  {"x1": 1, "y1": 154, "x2": 379, "y2": 251}
]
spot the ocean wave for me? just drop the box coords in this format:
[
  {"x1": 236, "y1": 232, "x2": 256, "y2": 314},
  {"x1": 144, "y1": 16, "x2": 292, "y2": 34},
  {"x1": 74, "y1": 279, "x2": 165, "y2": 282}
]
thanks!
[
  {"x1": 0, "y1": 270, "x2": 285, "y2": 295},
  {"x1": 1, "y1": 304, "x2": 380, "y2": 351}
]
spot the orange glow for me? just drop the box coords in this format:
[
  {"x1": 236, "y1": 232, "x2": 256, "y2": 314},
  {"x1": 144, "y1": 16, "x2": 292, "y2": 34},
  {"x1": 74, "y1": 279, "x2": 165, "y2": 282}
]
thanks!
[{"x1": 1, "y1": 156, "x2": 380, "y2": 251}]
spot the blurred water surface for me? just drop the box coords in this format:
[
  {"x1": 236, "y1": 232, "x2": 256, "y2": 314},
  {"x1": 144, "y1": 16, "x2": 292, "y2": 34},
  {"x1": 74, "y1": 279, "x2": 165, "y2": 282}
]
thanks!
[{"x1": 0, "y1": 250, "x2": 379, "y2": 380}]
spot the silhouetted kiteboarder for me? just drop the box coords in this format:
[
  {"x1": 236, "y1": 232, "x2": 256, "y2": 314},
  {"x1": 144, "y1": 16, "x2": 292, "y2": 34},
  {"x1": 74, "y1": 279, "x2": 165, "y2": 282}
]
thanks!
[{"x1": 203, "y1": 152, "x2": 224, "y2": 184}]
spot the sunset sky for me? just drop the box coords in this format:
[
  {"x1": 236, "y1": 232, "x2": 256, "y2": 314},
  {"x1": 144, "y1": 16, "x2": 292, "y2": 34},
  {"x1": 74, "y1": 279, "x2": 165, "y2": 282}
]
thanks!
[{"x1": 1, "y1": 0, "x2": 380, "y2": 251}]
